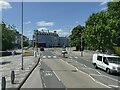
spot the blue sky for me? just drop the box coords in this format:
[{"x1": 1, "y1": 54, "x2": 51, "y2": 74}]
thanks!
[{"x1": 1, "y1": 2, "x2": 108, "y2": 40}]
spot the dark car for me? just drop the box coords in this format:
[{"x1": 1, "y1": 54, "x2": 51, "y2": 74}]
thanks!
[{"x1": 40, "y1": 47, "x2": 44, "y2": 51}]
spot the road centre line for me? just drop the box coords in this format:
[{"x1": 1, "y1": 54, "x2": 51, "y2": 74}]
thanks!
[
  {"x1": 53, "y1": 71, "x2": 61, "y2": 81},
  {"x1": 61, "y1": 59, "x2": 111, "y2": 88}
]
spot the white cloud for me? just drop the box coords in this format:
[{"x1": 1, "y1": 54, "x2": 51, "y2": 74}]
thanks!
[
  {"x1": 50, "y1": 29, "x2": 69, "y2": 37},
  {"x1": 0, "y1": 1, "x2": 12, "y2": 9},
  {"x1": 101, "y1": 7, "x2": 107, "y2": 10},
  {"x1": 24, "y1": 21, "x2": 31, "y2": 24},
  {"x1": 38, "y1": 27, "x2": 48, "y2": 31},
  {"x1": 37, "y1": 21, "x2": 54, "y2": 27},
  {"x1": 100, "y1": 0, "x2": 110, "y2": 5}
]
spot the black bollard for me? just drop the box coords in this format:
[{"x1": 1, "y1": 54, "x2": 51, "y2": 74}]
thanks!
[
  {"x1": 1, "y1": 77, "x2": 6, "y2": 90},
  {"x1": 11, "y1": 71, "x2": 15, "y2": 84}
]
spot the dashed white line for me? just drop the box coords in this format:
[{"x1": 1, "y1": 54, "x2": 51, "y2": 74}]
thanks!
[{"x1": 61, "y1": 59, "x2": 111, "y2": 88}]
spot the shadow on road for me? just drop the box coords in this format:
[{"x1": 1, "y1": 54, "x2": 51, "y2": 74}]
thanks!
[{"x1": 0, "y1": 61, "x2": 11, "y2": 65}]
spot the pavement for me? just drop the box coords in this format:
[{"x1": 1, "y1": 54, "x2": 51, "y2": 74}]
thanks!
[{"x1": 0, "y1": 50, "x2": 42, "y2": 89}]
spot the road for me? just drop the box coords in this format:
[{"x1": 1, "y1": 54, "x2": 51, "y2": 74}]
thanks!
[
  {"x1": 39, "y1": 49, "x2": 116, "y2": 89},
  {"x1": 50, "y1": 48, "x2": 120, "y2": 89}
]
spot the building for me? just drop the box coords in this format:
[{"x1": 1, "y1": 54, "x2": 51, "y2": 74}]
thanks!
[
  {"x1": 33, "y1": 30, "x2": 59, "y2": 48},
  {"x1": 33, "y1": 29, "x2": 69, "y2": 48},
  {"x1": 59, "y1": 37, "x2": 69, "y2": 47}
]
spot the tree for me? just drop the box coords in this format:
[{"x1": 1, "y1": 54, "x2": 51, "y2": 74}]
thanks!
[
  {"x1": 84, "y1": 11, "x2": 113, "y2": 52},
  {"x1": 107, "y1": 1, "x2": 120, "y2": 46},
  {"x1": 69, "y1": 25, "x2": 84, "y2": 50},
  {"x1": 1, "y1": 22, "x2": 16, "y2": 51}
]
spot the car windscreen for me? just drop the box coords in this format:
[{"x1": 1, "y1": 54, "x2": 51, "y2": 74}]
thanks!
[{"x1": 107, "y1": 57, "x2": 120, "y2": 64}]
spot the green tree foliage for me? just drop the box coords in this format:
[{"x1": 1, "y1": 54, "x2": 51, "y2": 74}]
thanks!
[
  {"x1": 84, "y1": 11, "x2": 114, "y2": 52},
  {"x1": 107, "y1": 1, "x2": 120, "y2": 46},
  {"x1": 69, "y1": 25, "x2": 84, "y2": 50},
  {"x1": 1, "y1": 22, "x2": 16, "y2": 51},
  {"x1": 23, "y1": 41, "x2": 29, "y2": 47}
]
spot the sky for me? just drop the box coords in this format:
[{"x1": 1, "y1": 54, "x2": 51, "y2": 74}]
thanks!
[{"x1": 1, "y1": 1, "x2": 108, "y2": 40}]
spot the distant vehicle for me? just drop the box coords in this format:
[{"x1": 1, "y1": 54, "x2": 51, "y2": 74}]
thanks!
[
  {"x1": 92, "y1": 53, "x2": 120, "y2": 74},
  {"x1": 40, "y1": 47, "x2": 44, "y2": 51}
]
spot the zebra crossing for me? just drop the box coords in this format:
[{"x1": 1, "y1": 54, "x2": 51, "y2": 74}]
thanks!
[
  {"x1": 69, "y1": 56, "x2": 79, "y2": 59},
  {"x1": 41, "y1": 55, "x2": 78, "y2": 59},
  {"x1": 42, "y1": 55, "x2": 57, "y2": 59}
]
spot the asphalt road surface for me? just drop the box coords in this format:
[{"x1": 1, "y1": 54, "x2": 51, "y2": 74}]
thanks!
[{"x1": 40, "y1": 49, "x2": 111, "y2": 88}]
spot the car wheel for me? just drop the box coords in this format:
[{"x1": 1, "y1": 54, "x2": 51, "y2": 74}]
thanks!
[
  {"x1": 106, "y1": 68, "x2": 111, "y2": 74},
  {"x1": 94, "y1": 64, "x2": 98, "y2": 69}
]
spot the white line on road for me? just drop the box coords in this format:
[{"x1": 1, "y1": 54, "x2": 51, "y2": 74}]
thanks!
[
  {"x1": 48, "y1": 56, "x2": 51, "y2": 58},
  {"x1": 108, "y1": 85, "x2": 120, "y2": 88},
  {"x1": 75, "y1": 57, "x2": 78, "y2": 59},
  {"x1": 89, "y1": 75, "x2": 111, "y2": 88},
  {"x1": 53, "y1": 56, "x2": 57, "y2": 58},
  {"x1": 61, "y1": 59, "x2": 111, "y2": 88},
  {"x1": 53, "y1": 71, "x2": 61, "y2": 81},
  {"x1": 43, "y1": 56, "x2": 46, "y2": 58}
]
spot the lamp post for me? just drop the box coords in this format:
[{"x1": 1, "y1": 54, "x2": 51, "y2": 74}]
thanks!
[
  {"x1": 80, "y1": 31, "x2": 83, "y2": 57},
  {"x1": 21, "y1": 0, "x2": 23, "y2": 70}
]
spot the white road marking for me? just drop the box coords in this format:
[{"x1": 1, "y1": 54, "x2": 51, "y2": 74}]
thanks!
[
  {"x1": 61, "y1": 59, "x2": 111, "y2": 88},
  {"x1": 44, "y1": 72, "x2": 52, "y2": 76},
  {"x1": 108, "y1": 85, "x2": 120, "y2": 88},
  {"x1": 89, "y1": 75, "x2": 111, "y2": 88},
  {"x1": 75, "y1": 57, "x2": 78, "y2": 59},
  {"x1": 48, "y1": 56, "x2": 51, "y2": 58},
  {"x1": 53, "y1": 56, "x2": 57, "y2": 58},
  {"x1": 53, "y1": 71, "x2": 61, "y2": 81},
  {"x1": 69, "y1": 57, "x2": 72, "y2": 59},
  {"x1": 43, "y1": 56, "x2": 46, "y2": 58}
]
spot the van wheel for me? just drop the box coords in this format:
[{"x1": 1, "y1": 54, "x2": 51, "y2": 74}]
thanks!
[
  {"x1": 94, "y1": 64, "x2": 98, "y2": 69},
  {"x1": 106, "y1": 68, "x2": 111, "y2": 74}
]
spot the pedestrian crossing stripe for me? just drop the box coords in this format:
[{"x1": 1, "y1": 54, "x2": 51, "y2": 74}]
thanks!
[
  {"x1": 75, "y1": 57, "x2": 78, "y2": 59},
  {"x1": 42, "y1": 56, "x2": 57, "y2": 59},
  {"x1": 69, "y1": 56, "x2": 78, "y2": 59},
  {"x1": 48, "y1": 56, "x2": 51, "y2": 58},
  {"x1": 53, "y1": 56, "x2": 57, "y2": 58},
  {"x1": 43, "y1": 56, "x2": 46, "y2": 58}
]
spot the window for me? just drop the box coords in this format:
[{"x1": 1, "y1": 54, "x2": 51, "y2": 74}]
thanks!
[
  {"x1": 97, "y1": 56, "x2": 102, "y2": 61},
  {"x1": 103, "y1": 57, "x2": 109, "y2": 65}
]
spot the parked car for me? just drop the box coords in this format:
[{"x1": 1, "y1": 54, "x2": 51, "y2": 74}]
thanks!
[
  {"x1": 40, "y1": 47, "x2": 44, "y2": 51},
  {"x1": 92, "y1": 53, "x2": 120, "y2": 74}
]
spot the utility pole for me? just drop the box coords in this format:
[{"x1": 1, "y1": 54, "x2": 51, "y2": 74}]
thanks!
[
  {"x1": 80, "y1": 31, "x2": 83, "y2": 57},
  {"x1": 21, "y1": 0, "x2": 23, "y2": 70}
]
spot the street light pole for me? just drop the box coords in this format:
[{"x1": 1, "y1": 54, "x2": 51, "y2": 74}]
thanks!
[
  {"x1": 81, "y1": 32, "x2": 83, "y2": 57},
  {"x1": 21, "y1": 0, "x2": 23, "y2": 70}
]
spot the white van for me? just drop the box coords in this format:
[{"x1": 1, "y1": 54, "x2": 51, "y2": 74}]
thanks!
[{"x1": 92, "y1": 53, "x2": 120, "y2": 74}]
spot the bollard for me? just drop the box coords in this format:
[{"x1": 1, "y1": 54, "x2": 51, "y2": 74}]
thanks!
[
  {"x1": 11, "y1": 70, "x2": 15, "y2": 84},
  {"x1": 1, "y1": 77, "x2": 6, "y2": 90},
  {"x1": 34, "y1": 51, "x2": 37, "y2": 57}
]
